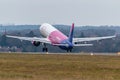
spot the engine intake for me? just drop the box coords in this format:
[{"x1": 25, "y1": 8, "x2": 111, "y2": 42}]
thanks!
[{"x1": 32, "y1": 41, "x2": 40, "y2": 47}]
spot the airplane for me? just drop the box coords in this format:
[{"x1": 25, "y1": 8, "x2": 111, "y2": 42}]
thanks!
[{"x1": 6, "y1": 23, "x2": 116, "y2": 52}]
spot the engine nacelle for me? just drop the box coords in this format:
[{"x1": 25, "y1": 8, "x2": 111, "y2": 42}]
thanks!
[{"x1": 32, "y1": 41, "x2": 40, "y2": 47}]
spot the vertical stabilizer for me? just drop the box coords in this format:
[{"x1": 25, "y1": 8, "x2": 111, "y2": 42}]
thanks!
[{"x1": 68, "y1": 23, "x2": 74, "y2": 43}]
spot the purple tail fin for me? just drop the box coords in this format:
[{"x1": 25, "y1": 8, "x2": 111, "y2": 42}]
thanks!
[{"x1": 68, "y1": 23, "x2": 74, "y2": 43}]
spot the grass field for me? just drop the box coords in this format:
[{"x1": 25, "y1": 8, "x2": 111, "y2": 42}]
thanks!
[{"x1": 0, "y1": 53, "x2": 120, "y2": 80}]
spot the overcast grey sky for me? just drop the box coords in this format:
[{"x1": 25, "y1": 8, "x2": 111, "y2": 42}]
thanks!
[{"x1": 0, "y1": 0, "x2": 120, "y2": 26}]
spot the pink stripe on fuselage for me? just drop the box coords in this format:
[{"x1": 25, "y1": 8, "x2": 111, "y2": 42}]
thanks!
[{"x1": 48, "y1": 30, "x2": 68, "y2": 44}]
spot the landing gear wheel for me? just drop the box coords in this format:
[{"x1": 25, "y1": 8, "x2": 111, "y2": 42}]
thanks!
[
  {"x1": 70, "y1": 49, "x2": 72, "y2": 52},
  {"x1": 67, "y1": 49, "x2": 72, "y2": 52}
]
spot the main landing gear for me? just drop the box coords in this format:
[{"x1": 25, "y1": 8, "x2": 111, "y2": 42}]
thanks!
[
  {"x1": 67, "y1": 49, "x2": 72, "y2": 52},
  {"x1": 42, "y1": 47, "x2": 48, "y2": 52},
  {"x1": 42, "y1": 43, "x2": 48, "y2": 52}
]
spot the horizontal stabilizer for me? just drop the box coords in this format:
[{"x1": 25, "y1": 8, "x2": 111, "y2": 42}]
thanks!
[
  {"x1": 52, "y1": 44, "x2": 69, "y2": 46},
  {"x1": 74, "y1": 44, "x2": 93, "y2": 46}
]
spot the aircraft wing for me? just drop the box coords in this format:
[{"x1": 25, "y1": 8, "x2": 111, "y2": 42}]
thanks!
[
  {"x1": 73, "y1": 35, "x2": 116, "y2": 43},
  {"x1": 6, "y1": 35, "x2": 51, "y2": 44}
]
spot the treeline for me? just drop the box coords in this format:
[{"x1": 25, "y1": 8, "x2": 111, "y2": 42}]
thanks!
[{"x1": 0, "y1": 25, "x2": 120, "y2": 52}]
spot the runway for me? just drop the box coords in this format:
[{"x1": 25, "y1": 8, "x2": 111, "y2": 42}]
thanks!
[{"x1": 1, "y1": 52, "x2": 119, "y2": 56}]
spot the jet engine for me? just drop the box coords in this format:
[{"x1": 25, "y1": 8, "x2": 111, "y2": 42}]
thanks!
[{"x1": 32, "y1": 41, "x2": 40, "y2": 47}]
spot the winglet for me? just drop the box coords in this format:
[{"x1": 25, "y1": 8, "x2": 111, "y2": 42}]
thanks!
[{"x1": 68, "y1": 23, "x2": 74, "y2": 43}]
